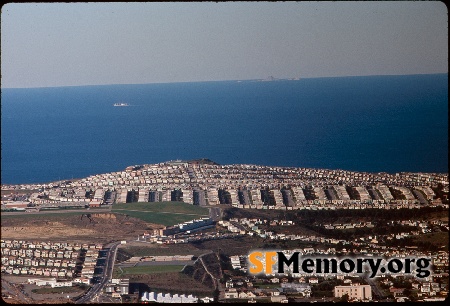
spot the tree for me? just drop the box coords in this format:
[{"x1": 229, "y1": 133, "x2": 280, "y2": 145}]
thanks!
[{"x1": 339, "y1": 293, "x2": 349, "y2": 302}]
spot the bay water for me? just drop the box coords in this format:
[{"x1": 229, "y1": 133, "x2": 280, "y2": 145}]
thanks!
[{"x1": 1, "y1": 74, "x2": 447, "y2": 184}]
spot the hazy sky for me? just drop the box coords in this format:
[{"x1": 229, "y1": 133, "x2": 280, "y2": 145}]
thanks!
[{"x1": 1, "y1": 2, "x2": 447, "y2": 88}]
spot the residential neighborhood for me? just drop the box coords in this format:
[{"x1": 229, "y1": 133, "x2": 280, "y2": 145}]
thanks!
[{"x1": 1, "y1": 161, "x2": 448, "y2": 212}]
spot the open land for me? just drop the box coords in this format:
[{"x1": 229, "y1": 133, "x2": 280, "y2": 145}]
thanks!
[
  {"x1": 112, "y1": 202, "x2": 209, "y2": 226},
  {"x1": 1, "y1": 212, "x2": 153, "y2": 242},
  {"x1": 1, "y1": 202, "x2": 208, "y2": 242},
  {"x1": 115, "y1": 265, "x2": 185, "y2": 275}
]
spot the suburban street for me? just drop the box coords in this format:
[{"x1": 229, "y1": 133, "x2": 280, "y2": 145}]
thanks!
[
  {"x1": 364, "y1": 275, "x2": 386, "y2": 300},
  {"x1": 75, "y1": 241, "x2": 120, "y2": 304},
  {"x1": 209, "y1": 207, "x2": 221, "y2": 221}
]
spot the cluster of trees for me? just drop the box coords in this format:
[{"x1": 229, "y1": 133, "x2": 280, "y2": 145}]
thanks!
[
  {"x1": 312, "y1": 278, "x2": 344, "y2": 297},
  {"x1": 432, "y1": 183, "x2": 449, "y2": 204}
]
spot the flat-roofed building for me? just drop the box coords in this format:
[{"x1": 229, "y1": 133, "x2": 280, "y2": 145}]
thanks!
[
  {"x1": 228, "y1": 189, "x2": 240, "y2": 205},
  {"x1": 161, "y1": 190, "x2": 171, "y2": 202},
  {"x1": 272, "y1": 189, "x2": 284, "y2": 207},
  {"x1": 292, "y1": 187, "x2": 306, "y2": 205},
  {"x1": 181, "y1": 189, "x2": 193, "y2": 204},
  {"x1": 138, "y1": 188, "x2": 150, "y2": 202},
  {"x1": 207, "y1": 188, "x2": 219, "y2": 205},
  {"x1": 116, "y1": 189, "x2": 128, "y2": 203},
  {"x1": 355, "y1": 187, "x2": 371, "y2": 202},
  {"x1": 251, "y1": 189, "x2": 263, "y2": 205},
  {"x1": 333, "y1": 185, "x2": 350, "y2": 201},
  {"x1": 334, "y1": 284, "x2": 372, "y2": 301}
]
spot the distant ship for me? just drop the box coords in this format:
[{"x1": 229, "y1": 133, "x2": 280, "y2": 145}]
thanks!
[{"x1": 113, "y1": 103, "x2": 129, "y2": 107}]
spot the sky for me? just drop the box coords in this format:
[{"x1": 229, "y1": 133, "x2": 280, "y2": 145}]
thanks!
[{"x1": 1, "y1": 2, "x2": 448, "y2": 88}]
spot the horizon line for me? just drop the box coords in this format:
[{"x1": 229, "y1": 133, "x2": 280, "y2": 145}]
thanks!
[{"x1": 2, "y1": 72, "x2": 448, "y2": 90}]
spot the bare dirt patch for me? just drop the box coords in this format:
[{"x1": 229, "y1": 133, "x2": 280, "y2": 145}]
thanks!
[
  {"x1": 117, "y1": 242, "x2": 207, "y2": 257},
  {"x1": 1, "y1": 213, "x2": 159, "y2": 243},
  {"x1": 191, "y1": 236, "x2": 266, "y2": 256}
]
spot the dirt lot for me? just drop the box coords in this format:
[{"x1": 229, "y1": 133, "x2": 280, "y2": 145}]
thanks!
[
  {"x1": 1, "y1": 275, "x2": 84, "y2": 304},
  {"x1": 117, "y1": 241, "x2": 208, "y2": 257},
  {"x1": 1, "y1": 213, "x2": 160, "y2": 243},
  {"x1": 191, "y1": 236, "x2": 267, "y2": 256}
]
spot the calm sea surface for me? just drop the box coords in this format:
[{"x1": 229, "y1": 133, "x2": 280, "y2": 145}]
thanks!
[{"x1": 1, "y1": 74, "x2": 448, "y2": 184}]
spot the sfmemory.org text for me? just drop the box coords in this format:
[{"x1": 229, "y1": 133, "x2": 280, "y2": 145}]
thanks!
[{"x1": 248, "y1": 251, "x2": 431, "y2": 278}]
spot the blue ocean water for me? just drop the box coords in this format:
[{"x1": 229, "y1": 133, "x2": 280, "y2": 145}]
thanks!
[{"x1": 1, "y1": 74, "x2": 448, "y2": 184}]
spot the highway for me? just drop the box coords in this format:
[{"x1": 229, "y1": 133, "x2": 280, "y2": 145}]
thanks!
[{"x1": 76, "y1": 241, "x2": 120, "y2": 304}]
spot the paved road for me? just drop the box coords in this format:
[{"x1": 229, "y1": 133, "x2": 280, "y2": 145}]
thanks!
[
  {"x1": 325, "y1": 188, "x2": 338, "y2": 200},
  {"x1": 76, "y1": 241, "x2": 120, "y2": 304},
  {"x1": 364, "y1": 276, "x2": 386, "y2": 300},
  {"x1": 368, "y1": 189, "x2": 381, "y2": 200},
  {"x1": 114, "y1": 208, "x2": 207, "y2": 217},
  {"x1": 412, "y1": 190, "x2": 427, "y2": 204},
  {"x1": 282, "y1": 189, "x2": 295, "y2": 206},
  {"x1": 240, "y1": 190, "x2": 252, "y2": 205},
  {"x1": 209, "y1": 207, "x2": 221, "y2": 221},
  {"x1": 230, "y1": 221, "x2": 247, "y2": 232},
  {"x1": 196, "y1": 188, "x2": 207, "y2": 206},
  {"x1": 1, "y1": 277, "x2": 33, "y2": 303},
  {"x1": 1, "y1": 208, "x2": 111, "y2": 216}
]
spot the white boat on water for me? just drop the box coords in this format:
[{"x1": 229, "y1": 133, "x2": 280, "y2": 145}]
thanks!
[{"x1": 113, "y1": 103, "x2": 129, "y2": 107}]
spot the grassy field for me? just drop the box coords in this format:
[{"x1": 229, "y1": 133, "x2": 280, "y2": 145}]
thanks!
[
  {"x1": 115, "y1": 265, "x2": 185, "y2": 276},
  {"x1": 113, "y1": 202, "x2": 208, "y2": 215},
  {"x1": 112, "y1": 202, "x2": 209, "y2": 226}
]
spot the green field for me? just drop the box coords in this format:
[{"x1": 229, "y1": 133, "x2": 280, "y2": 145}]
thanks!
[
  {"x1": 115, "y1": 265, "x2": 185, "y2": 276},
  {"x1": 112, "y1": 202, "x2": 209, "y2": 226}
]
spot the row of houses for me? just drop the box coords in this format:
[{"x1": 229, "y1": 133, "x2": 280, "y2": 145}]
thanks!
[
  {"x1": 1, "y1": 240, "x2": 82, "y2": 279},
  {"x1": 2, "y1": 161, "x2": 447, "y2": 194},
  {"x1": 80, "y1": 249, "x2": 100, "y2": 280},
  {"x1": 1, "y1": 257, "x2": 77, "y2": 268},
  {"x1": 3, "y1": 161, "x2": 447, "y2": 208},
  {"x1": 1, "y1": 240, "x2": 102, "y2": 284},
  {"x1": 189, "y1": 163, "x2": 447, "y2": 190},
  {"x1": 2, "y1": 248, "x2": 80, "y2": 260},
  {"x1": 141, "y1": 291, "x2": 212, "y2": 303},
  {"x1": 321, "y1": 221, "x2": 375, "y2": 230},
  {"x1": 1, "y1": 240, "x2": 101, "y2": 251},
  {"x1": 2, "y1": 266, "x2": 74, "y2": 278},
  {"x1": 111, "y1": 185, "x2": 437, "y2": 207}
]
